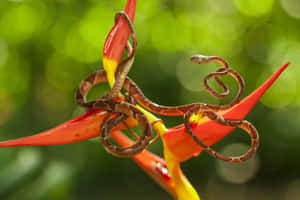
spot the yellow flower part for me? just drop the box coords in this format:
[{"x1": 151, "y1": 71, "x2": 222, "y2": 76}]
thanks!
[
  {"x1": 163, "y1": 146, "x2": 200, "y2": 200},
  {"x1": 137, "y1": 105, "x2": 200, "y2": 200},
  {"x1": 103, "y1": 57, "x2": 118, "y2": 88}
]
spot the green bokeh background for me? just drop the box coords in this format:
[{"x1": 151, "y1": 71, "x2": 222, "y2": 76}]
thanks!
[{"x1": 0, "y1": 0, "x2": 299, "y2": 199}]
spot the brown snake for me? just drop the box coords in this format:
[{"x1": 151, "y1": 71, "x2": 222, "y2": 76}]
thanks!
[
  {"x1": 76, "y1": 11, "x2": 259, "y2": 162},
  {"x1": 76, "y1": 65, "x2": 259, "y2": 162}
]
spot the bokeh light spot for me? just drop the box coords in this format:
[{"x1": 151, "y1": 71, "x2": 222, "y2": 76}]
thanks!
[
  {"x1": 208, "y1": 0, "x2": 237, "y2": 15},
  {"x1": 17, "y1": 149, "x2": 41, "y2": 170},
  {"x1": 187, "y1": 12, "x2": 243, "y2": 57},
  {"x1": 0, "y1": 4, "x2": 44, "y2": 43},
  {"x1": 281, "y1": 0, "x2": 300, "y2": 19},
  {"x1": 234, "y1": 0, "x2": 274, "y2": 17},
  {"x1": 64, "y1": 26, "x2": 100, "y2": 63},
  {"x1": 43, "y1": 162, "x2": 73, "y2": 186},
  {"x1": 216, "y1": 143, "x2": 260, "y2": 184},
  {"x1": 0, "y1": 148, "x2": 41, "y2": 191},
  {"x1": 79, "y1": 5, "x2": 112, "y2": 49}
]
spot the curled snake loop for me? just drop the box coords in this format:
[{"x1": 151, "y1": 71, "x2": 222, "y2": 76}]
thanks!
[
  {"x1": 185, "y1": 55, "x2": 257, "y2": 162},
  {"x1": 184, "y1": 104, "x2": 259, "y2": 163},
  {"x1": 76, "y1": 11, "x2": 259, "y2": 162},
  {"x1": 99, "y1": 99, "x2": 152, "y2": 157},
  {"x1": 76, "y1": 73, "x2": 153, "y2": 157}
]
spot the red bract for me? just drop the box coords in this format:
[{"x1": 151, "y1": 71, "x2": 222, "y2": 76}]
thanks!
[
  {"x1": 0, "y1": 110, "x2": 126, "y2": 147},
  {"x1": 102, "y1": 0, "x2": 136, "y2": 87},
  {"x1": 103, "y1": 0, "x2": 136, "y2": 63}
]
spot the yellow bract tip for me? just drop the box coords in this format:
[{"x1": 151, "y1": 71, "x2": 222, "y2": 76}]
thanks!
[{"x1": 103, "y1": 57, "x2": 118, "y2": 88}]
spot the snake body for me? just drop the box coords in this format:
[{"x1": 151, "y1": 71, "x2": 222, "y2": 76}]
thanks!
[
  {"x1": 76, "y1": 11, "x2": 259, "y2": 162},
  {"x1": 76, "y1": 69, "x2": 259, "y2": 162}
]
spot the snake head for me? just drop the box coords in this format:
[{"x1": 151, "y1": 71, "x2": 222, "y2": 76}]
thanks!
[{"x1": 190, "y1": 55, "x2": 213, "y2": 64}]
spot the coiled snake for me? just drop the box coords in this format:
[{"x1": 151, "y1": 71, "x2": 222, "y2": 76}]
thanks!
[{"x1": 76, "y1": 11, "x2": 259, "y2": 163}]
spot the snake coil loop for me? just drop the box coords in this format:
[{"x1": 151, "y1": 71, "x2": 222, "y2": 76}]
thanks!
[{"x1": 76, "y1": 11, "x2": 259, "y2": 162}]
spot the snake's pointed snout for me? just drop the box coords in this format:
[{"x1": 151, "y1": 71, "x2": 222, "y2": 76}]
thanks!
[{"x1": 190, "y1": 55, "x2": 210, "y2": 64}]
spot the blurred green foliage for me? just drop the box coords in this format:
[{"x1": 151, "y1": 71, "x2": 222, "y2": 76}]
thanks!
[{"x1": 0, "y1": 0, "x2": 299, "y2": 199}]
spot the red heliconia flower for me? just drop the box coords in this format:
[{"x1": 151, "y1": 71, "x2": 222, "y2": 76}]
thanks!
[
  {"x1": 0, "y1": 0, "x2": 290, "y2": 199},
  {"x1": 0, "y1": 62, "x2": 289, "y2": 199}
]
